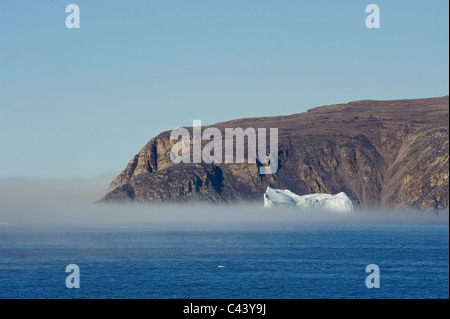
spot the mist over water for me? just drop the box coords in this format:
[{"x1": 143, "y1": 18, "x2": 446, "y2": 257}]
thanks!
[
  {"x1": 0, "y1": 176, "x2": 448, "y2": 230},
  {"x1": 0, "y1": 176, "x2": 448, "y2": 299}
]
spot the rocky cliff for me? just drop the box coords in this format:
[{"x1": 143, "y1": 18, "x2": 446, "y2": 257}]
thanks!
[{"x1": 102, "y1": 96, "x2": 449, "y2": 210}]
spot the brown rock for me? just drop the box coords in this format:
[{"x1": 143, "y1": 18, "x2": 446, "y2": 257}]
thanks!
[{"x1": 102, "y1": 96, "x2": 449, "y2": 210}]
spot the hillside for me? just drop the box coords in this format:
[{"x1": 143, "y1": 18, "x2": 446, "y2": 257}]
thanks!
[{"x1": 102, "y1": 96, "x2": 449, "y2": 210}]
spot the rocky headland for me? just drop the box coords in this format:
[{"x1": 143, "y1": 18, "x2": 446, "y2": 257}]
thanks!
[{"x1": 102, "y1": 96, "x2": 449, "y2": 210}]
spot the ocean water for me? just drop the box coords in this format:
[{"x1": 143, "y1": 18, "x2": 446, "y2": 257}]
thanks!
[{"x1": 0, "y1": 220, "x2": 448, "y2": 299}]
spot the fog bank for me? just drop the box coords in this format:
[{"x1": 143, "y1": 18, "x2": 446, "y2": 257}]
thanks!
[{"x1": 0, "y1": 176, "x2": 447, "y2": 230}]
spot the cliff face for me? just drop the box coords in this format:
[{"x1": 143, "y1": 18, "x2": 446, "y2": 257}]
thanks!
[{"x1": 103, "y1": 96, "x2": 449, "y2": 210}]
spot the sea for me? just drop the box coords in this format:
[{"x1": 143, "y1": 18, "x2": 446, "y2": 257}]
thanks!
[{"x1": 0, "y1": 213, "x2": 448, "y2": 299}]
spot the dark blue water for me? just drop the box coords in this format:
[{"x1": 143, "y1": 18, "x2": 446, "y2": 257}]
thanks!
[{"x1": 0, "y1": 223, "x2": 448, "y2": 299}]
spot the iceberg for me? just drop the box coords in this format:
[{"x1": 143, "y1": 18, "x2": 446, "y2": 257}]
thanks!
[{"x1": 263, "y1": 187, "x2": 354, "y2": 212}]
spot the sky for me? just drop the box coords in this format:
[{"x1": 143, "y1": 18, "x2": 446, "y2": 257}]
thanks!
[{"x1": 0, "y1": 0, "x2": 448, "y2": 179}]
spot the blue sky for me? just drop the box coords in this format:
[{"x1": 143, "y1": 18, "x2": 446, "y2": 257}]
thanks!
[{"x1": 0, "y1": 0, "x2": 448, "y2": 178}]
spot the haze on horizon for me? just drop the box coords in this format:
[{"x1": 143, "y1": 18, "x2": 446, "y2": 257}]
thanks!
[{"x1": 0, "y1": 176, "x2": 447, "y2": 230}]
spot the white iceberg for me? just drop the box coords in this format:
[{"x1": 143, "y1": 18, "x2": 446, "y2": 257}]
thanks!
[{"x1": 263, "y1": 187, "x2": 354, "y2": 213}]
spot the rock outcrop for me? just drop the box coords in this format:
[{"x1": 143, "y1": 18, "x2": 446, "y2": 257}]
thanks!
[{"x1": 102, "y1": 96, "x2": 449, "y2": 210}]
